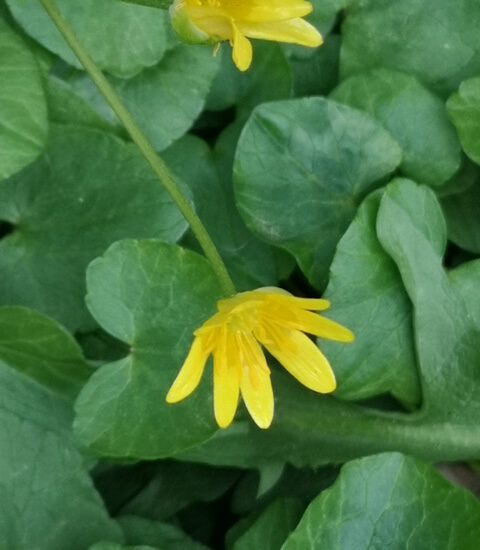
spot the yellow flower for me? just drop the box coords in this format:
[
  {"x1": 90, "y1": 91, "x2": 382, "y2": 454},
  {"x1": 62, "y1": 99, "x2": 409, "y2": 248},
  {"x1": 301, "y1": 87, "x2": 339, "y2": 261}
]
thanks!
[
  {"x1": 169, "y1": 0, "x2": 323, "y2": 71},
  {"x1": 166, "y1": 288, "x2": 354, "y2": 429}
]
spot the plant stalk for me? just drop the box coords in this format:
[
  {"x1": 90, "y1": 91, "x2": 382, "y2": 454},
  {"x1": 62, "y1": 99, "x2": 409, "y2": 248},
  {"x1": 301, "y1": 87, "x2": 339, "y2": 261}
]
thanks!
[{"x1": 40, "y1": 0, "x2": 236, "y2": 297}]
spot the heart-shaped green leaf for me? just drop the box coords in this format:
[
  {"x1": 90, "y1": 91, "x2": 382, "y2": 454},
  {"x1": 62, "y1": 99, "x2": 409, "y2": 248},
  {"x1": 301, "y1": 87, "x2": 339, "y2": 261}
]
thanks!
[
  {"x1": 74, "y1": 240, "x2": 222, "y2": 458},
  {"x1": 234, "y1": 97, "x2": 401, "y2": 287}
]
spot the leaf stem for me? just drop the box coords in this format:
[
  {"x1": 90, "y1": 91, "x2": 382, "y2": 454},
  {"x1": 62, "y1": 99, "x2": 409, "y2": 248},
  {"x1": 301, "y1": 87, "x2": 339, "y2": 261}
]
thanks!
[{"x1": 40, "y1": 0, "x2": 236, "y2": 297}]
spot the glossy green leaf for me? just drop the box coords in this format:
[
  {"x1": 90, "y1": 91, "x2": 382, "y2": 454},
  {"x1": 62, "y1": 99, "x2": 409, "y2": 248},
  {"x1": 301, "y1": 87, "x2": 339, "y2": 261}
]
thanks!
[
  {"x1": 7, "y1": 0, "x2": 168, "y2": 78},
  {"x1": 74, "y1": 240, "x2": 222, "y2": 458},
  {"x1": 332, "y1": 69, "x2": 461, "y2": 186},
  {"x1": 283, "y1": 453, "x2": 480, "y2": 550},
  {"x1": 0, "y1": 21, "x2": 47, "y2": 181},
  {"x1": 341, "y1": 0, "x2": 480, "y2": 95},
  {"x1": 0, "y1": 362, "x2": 122, "y2": 549},
  {"x1": 233, "y1": 498, "x2": 304, "y2": 550},
  {"x1": 0, "y1": 125, "x2": 186, "y2": 331},
  {"x1": 0, "y1": 306, "x2": 90, "y2": 398},
  {"x1": 447, "y1": 77, "x2": 480, "y2": 165},
  {"x1": 322, "y1": 192, "x2": 420, "y2": 405},
  {"x1": 69, "y1": 43, "x2": 219, "y2": 151},
  {"x1": 234, "y1": 97, "x2": 401, "y2": 287}
]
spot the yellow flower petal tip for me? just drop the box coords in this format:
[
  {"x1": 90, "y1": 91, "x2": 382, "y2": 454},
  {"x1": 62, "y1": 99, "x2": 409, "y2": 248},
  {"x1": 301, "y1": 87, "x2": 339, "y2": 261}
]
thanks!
[
  {"x1": 169, "y1": 0, "x2": 324, "y2": 71},
  {"x1": 166, "y1": 287, "x2": 353, "y2": 429}
]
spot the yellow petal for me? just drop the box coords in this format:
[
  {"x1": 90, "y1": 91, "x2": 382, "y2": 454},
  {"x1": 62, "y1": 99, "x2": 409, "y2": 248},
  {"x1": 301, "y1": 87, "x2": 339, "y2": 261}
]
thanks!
[
  {"x1": 238, "y1": 18, "x2": 323, "y2": 48},
  {"x1": 265, "y1": 306, "x2": 355, "y2": 342},
  {"x1": 238, "y1": 333, "x2": 274, "y2": 429},
  {"x1": 261, "y1": 325, "x2": 336, "y2": 393},
  {"x1": 227, "y1": 3, "x2": 313, "y2": 23},
  {"x1": 187, "y1": 0, "x2": 313, "y2": 24},
  {"x1": 267, "y1": 293, "x2": 331, "y2": 311},
  {"x1": 213, "y1": 328, "x2": 240, "y2": 428},
  {"x1": 166, "y1": 336, "x2": 212, "y2": 403},
  {"x1": 231, "y1": 23, "x2": 253, "y2": 71}
]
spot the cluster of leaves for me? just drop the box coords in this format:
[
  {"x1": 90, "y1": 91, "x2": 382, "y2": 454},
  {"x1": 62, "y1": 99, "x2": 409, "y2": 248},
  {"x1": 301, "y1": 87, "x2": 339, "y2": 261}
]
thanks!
[{"x1": 1, "y1": 0, "x2": 480, "y2": 548}]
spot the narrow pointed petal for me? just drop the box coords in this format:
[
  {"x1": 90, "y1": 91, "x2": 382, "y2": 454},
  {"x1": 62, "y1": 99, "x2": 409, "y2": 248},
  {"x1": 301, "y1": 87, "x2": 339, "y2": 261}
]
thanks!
[
  {"x1": 238, "y1": 18, "x2": 323, "y2": 48},
  {"x1": 238, "y1": 333, "x2": 274, "y2": 429},
  {"x1": 166, "y1": 336, "x2": 212, "y2": 403},
  {"x1": 214, "y1": 329, "x2": 240, "y2": 428},
  {"x1": 265, "y1": 307, "x2": 355, "y2": 342},
  {"x1": 228, "y1": 3, "x2": 313, "y2": 23},
  {"x1": 267, "y1": 293, "x2": 331, "y2": 311},
  {"x1": 231, "y1": 24, "x2": 253, "y2": 71},
  {"x1": 189, "y1": 1, "x2": 313, "y2": 24},
  {"x1": 261, "y1": 326, "x2": 336, "y2": 393}
]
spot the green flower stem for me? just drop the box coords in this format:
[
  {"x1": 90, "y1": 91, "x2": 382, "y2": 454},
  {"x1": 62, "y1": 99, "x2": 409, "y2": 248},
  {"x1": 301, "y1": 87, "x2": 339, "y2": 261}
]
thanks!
[{"x1": 40, "y1": 0, "x2": 236, "y2": 297}]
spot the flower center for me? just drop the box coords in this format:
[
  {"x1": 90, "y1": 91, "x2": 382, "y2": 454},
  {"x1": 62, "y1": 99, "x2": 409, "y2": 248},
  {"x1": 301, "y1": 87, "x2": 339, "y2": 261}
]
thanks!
[{"x1": 226, "y1": 304, "x2": 261, "y2": 335}]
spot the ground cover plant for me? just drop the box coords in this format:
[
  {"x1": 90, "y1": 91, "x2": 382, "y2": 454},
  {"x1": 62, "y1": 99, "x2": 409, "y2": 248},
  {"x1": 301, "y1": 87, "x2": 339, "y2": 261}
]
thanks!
[{"x1": 1, "y1": 0, "x2": 480, "y2": 548}]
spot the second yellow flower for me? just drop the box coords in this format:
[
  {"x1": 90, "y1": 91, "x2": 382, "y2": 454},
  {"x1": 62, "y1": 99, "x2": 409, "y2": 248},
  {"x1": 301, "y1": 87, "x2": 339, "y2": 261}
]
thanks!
[{"x1": 169, "y1": 0, "x2": 323, "y2": 71}]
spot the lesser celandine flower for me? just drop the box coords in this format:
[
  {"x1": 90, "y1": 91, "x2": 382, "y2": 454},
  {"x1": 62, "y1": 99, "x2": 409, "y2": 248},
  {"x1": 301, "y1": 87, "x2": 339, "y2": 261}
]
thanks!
[
  {"x1": 169, "y1": 0, "x2": 323, "y2": 71},
  {"x1": 167, "y1": 288, "x2": 354, "y2": 429}
]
